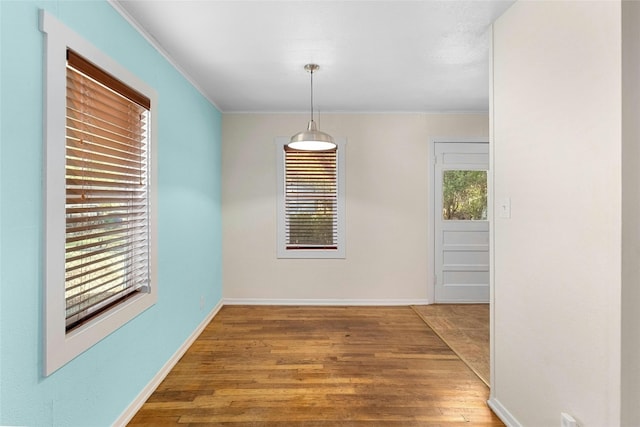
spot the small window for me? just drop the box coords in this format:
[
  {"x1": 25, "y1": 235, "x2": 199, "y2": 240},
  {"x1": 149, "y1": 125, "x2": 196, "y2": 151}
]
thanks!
[
  {"x1": 41, "y1": 11, "x2": 157, "y2": 375},
  {"x1": 442, "y1": 170, "x2": 487, "y2": 220},
  {"x1": 276, "y1": 137, "x2": 346, "y2": 259}
]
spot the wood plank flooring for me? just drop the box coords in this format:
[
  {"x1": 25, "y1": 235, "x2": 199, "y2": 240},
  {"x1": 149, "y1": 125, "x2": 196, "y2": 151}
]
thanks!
[
  {"x1": 412, "y1": 304, "x2": 490, "y2": 386},
  {"x1": 128, "y1": 306, "x2": 503, "y2": 426}
]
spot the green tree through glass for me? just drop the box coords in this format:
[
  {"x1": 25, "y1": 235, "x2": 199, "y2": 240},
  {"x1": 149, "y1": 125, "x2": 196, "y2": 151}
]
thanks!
[{"x1": 442, "y1": 170, "x2": 487, "y2": 220}]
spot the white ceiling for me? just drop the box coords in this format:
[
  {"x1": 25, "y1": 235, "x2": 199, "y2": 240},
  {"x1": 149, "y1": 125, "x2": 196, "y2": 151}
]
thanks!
[{"x1": 112, "y1": 1, "x2": 515, "y2": 113}]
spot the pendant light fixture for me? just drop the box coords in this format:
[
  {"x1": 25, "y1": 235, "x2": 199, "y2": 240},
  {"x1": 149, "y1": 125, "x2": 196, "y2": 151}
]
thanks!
[{"x1": 288, "y1": 64, "x2": 336, "y2": 151}]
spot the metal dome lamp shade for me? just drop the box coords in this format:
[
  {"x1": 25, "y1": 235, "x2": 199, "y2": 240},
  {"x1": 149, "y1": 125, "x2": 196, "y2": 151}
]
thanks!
[{"x1": 288, "y1": 64, "x2": 336, "y2": 151}]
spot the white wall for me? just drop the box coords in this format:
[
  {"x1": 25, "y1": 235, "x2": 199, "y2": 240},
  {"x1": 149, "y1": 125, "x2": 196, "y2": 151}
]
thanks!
[
  {"x1": 621, "y1": 1, "x2": 640, "y2": 425},
  {"x1": 222, "y1": 113, "x2": 488, "y2": 302},
  {"x1": 492, "y1": 1, "x2": 623, "y2": 425}
]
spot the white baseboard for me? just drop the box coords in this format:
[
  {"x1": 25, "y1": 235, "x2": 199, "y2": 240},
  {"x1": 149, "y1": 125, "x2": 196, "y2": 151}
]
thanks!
[
  {"x1": 223, "y1": 298, "x2": 430, "y2": 306},
  {"x1": 112, "y1": 300, "x2": 223, "y2": 427},
  {"x1": 488, "y1": 397, "x2": 522, "y2": 427}
]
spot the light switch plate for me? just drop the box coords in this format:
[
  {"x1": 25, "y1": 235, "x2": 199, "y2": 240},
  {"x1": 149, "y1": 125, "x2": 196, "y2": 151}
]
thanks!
[{"x1": 498, "y1": 197, "x2": 511, "y2": 218}]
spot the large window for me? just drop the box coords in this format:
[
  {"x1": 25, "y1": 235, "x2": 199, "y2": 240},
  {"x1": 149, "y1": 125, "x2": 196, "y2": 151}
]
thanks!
[
  {"x1": 276, "y1": 137, "x2": 346, "y2": 259},
  {"x1": 64, "y1": 50, "x2": 151, "y2": 330},
  {"x1": 41, "y1": 11, "x2": 157, "y2": 375}
]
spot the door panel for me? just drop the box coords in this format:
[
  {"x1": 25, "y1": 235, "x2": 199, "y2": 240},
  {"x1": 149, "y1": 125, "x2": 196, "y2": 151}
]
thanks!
[
  {"x1": 434, "y1": 142, "x2": 490, "y2": 303},
  {"x1": 443, "y1": 251, "x2": 489, "y2": 269},
  {"x1": 442, "y1": 152, "x2": 489, "y2": 165}
]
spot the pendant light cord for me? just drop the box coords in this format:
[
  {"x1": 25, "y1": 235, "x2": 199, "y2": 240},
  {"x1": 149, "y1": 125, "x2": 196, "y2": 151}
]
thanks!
[{"x1": 309, "y1": 68, "x2": 314, "y2": 123}]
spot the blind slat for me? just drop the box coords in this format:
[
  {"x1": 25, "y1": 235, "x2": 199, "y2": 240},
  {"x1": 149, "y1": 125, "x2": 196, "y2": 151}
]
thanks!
[
  {"x1": 66, "y1": 90, "x2": 146, "y2": 129},
  {"x1": 68, "y1": 49, "x2": 150, "y2": 109},
  {"x1": 66, "y1": 261, "x2": 148, "y2": 295},
  {"x1": 66, "y1": 246, "x2": 130, "y2": 274},
  {"x1": 66, "y1": 146, "x2": 145, "y2": 170},
  {"x1": 66, "y1": 63, "x2": 148, "y2": 107},
  {"x1": 66, "y1": 101, "x2": 146, "y2": 137},
  {"x1": 66, "y1": 204, "x2": 147, "y2": 215},
  {"x1": 66, "y1": 211, "x2": 146, "y2": 226},
  {"x1": 66, "y1": 103, "x2": 146, "y2": 137},
  {"x1": 66, "y1": 225, "x2": 147, "y2": 246},
  {"x1": 66, "y1": 129, "x2": 146, "y2": 159},
  {"x1": 66, "y1": 197, "x2": 149, "y2": 206},
  {"x1": 66, "y1": 85, "x2": 147, "y2": 130},
  {"x1": 65, "y1": 234, "x2": 148, "y2": 255},
  {"x1": 66, "y1": 217, "x2": 147, "y2": 236},
  {"x1": 66, "y1": 156, "x2": 145, "y2": 177},
  {"x1": 65, "y1": 168, "x2": 144, "y2": 184},
  {"x1": 66, "y1": 178, "x2": 146, "y2": 191},
  {"x1": 65, "y1": 81, "x2": 147, "y2": 122},
  {"x1": 65, "y1": 268, "x2": 148, "y2": 320},
  {"x1": 65, "y1": 240, "x2": 148, "y2": 265},
  {"x1": 65, "y1": 263, "x2": 146, "y2": 311}
]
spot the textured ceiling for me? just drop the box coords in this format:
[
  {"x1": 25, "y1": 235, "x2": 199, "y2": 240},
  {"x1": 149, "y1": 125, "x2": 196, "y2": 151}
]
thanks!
[{"x1": 112, "y1": 1, "x2": 515, "y2": 113}]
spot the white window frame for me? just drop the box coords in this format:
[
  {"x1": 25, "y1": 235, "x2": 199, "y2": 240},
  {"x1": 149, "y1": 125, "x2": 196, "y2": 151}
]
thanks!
[
  {"x1": 40, "y1": 10, "x2": 158, "y2": 376},
  {"x1": 276, "y1": 136, "x2": 346, "y2": 259}
]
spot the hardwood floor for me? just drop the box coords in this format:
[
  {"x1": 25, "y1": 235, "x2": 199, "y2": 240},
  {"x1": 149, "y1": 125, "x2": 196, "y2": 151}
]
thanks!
[
  {"x1": 412, "y1": 304, "x2": 490, "y2": 386},
  {"x1": 128, "y1": 306, "x2": 503, "y2": 426}
]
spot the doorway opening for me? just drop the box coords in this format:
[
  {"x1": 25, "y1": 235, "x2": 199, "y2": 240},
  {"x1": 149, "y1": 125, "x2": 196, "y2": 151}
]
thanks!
[{"x1": 419, "y1": 138, "x2": 491, "y2": 386}]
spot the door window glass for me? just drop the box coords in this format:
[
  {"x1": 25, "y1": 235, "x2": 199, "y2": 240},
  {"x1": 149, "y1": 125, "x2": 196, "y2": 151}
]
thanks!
[{"x1": 442, "y1": 170, "x2": 487, "y2": 220}]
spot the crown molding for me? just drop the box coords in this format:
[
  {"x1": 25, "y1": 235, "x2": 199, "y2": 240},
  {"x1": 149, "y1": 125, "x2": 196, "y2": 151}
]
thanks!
[{"x1": 107, "y1": 0, "x2": 222, "y2": 112}]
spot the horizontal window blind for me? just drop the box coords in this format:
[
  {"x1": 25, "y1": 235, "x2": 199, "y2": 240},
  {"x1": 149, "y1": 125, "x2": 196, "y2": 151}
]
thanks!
[
  {"x1": 65, "y1": 49, "x2": 151, "y2": 330},
  {"x1": 284, "y1": 146, "x2": 337, "y2": 250}
]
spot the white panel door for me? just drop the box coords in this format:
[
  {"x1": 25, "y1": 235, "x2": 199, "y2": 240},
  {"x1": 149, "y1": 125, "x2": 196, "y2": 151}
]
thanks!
[{"x1": 434, "y1": 142, "x2": 489, "y2": 303}]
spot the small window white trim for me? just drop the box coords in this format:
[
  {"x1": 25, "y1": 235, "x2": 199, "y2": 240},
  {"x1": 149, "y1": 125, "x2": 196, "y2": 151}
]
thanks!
[
  {"x1": 40, "y1": 10, "x2": 158, "y2": 376},
  {"x1": 275, "y1": 136, "x2": 346, "y2": 259}
]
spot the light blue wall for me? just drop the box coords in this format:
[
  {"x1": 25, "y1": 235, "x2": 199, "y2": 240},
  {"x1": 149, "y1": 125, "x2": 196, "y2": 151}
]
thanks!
[{"x1": 0, "y1": 1, "x2": 223, "y2": 425}]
